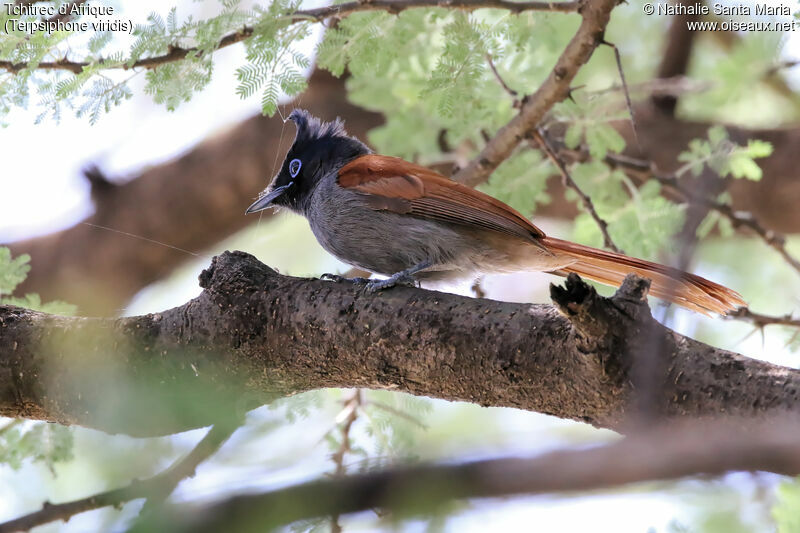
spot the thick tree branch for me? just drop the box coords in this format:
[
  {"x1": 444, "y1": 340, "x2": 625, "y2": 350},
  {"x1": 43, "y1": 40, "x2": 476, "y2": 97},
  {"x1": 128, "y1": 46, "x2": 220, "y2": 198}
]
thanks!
[
  {"x1": 1, "y1": 251, "x2": 799, "y2": 438},
  {"x1": 129, "y1": 416, "x2": 800, "y2": 532},
  {"x1": 0, "y1": 419, "x2": 240, "y2": 533},
  {"x1": 0, "y1": 0, "x2": 578, "y2": 75},
  {"x1": 452, "y1": 0, "x2": 618, "y2": 187}
]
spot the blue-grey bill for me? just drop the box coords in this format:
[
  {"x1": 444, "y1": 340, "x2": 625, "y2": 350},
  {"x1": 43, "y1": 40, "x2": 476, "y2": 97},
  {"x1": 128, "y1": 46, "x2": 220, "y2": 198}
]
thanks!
[{"x1": 245, "y1": 184, "x2": 292, "y2": 214}]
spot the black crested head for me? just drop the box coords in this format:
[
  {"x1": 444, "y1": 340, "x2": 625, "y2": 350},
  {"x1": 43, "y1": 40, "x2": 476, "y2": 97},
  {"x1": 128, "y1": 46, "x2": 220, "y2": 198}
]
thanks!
[{"x1": 264, "y1": 109, "x2": 370, "y2": 213}]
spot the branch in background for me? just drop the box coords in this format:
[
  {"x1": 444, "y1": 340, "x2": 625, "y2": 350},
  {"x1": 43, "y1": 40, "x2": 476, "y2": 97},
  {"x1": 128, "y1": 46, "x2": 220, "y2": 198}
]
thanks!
[
  {"x1": 0, "y1": 420, "x2": 241, "y2": 533},
  {"x1": 128, "y1": 416, "x2": 800, "y2": 533},
  {"x1": 452, "y1": 0, "x2": 618, "y2": 187},
  {"x1": 0, "y1": 0, "x2": 579, "y2": 74},
  {"x1": 530, "y1": 129, "x2": 623, "y2": 253},
  {"x1": 3, "y1": 251, "x2": 800, "y2": 438}
]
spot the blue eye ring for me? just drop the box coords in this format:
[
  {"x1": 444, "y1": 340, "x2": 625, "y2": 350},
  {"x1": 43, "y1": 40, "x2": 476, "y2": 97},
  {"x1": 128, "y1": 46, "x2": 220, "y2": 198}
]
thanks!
[{"x1": 289, "y1": 158, "x2": 302, "y2": 178}]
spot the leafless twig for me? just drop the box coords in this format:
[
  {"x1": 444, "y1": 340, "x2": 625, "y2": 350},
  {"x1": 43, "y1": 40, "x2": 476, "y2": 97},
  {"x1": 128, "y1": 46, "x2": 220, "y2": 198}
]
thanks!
[
  {"x1": 485, "y1": 53, "x2": 519, "y2": 105},
  {"x1": 330, "y1": 390, "x2": 362, "y2": 533},
  {"x1": 726, "y1": 307, "x2": 800, "y2": 330},
  {"x1": 531, "y1": 129, "x2": 624, "y2": 254},
  {"x1": 367, "y1": 400, "x2": 429, "y2": 429},
  {"x1": 603, "y1": 40, "x2": 640, "y2": 150}
]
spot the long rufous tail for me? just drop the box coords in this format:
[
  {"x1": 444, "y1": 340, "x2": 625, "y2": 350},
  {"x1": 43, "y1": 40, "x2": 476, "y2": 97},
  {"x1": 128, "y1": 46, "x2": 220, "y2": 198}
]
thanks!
[{"x1": 541, "y1": 237, "x2": 746, "y2": 316}]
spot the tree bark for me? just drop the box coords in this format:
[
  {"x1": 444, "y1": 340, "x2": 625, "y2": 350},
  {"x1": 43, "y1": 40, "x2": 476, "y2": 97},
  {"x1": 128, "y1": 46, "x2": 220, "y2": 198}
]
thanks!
[{"x1": 1, "y1": 251, "x2": 798, "y2": 437}]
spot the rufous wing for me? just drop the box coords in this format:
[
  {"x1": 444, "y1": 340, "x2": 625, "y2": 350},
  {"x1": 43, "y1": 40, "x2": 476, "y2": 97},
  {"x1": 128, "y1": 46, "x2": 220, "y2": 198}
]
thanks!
[{"x1": 337, "y1": 154, "x2": 547, "y2": 245}]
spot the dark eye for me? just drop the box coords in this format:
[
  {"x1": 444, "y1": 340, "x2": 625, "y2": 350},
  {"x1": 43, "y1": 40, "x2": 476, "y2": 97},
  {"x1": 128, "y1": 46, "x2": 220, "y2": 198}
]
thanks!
[{"x1": 289, "y1": 158, "x2": 302, "y2": 178}]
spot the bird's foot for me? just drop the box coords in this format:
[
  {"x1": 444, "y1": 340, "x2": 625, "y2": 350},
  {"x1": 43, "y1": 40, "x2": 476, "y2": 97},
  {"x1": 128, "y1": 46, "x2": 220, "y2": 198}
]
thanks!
[
  {"x1": 320, "y1": 273, "x2": 371, "y2": 285},
  {"x1": 364, "y1": 262, "x2": 432, "y2": 293},
  {"x1": 364, "y1": 274, "x2": 419, "y2": 293}
]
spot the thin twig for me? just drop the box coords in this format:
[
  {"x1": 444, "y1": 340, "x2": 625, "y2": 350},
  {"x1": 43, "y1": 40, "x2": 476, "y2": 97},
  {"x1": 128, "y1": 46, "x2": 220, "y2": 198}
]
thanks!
[
  {"x1": 559, "y1": 145, "x2": 800, "y2": 276},
  {"x1": 0, "y1": 0, "x2": 579, "y2": 75},
  {"x1": 485, "y1": 53, "x2": 519, "y2": 104},
  {"x1": 330, "y1": 390, "x2": 362, "y2": 533},
  {"x1": 726, "y1": 307, "x2": 800, "y2": 330},
  {"x1": 0, "y1": 420, "x2": 241, "y2": 533},
  {"x1": 531, "y1": 129, "x2": 624, "y2": 254},
  {"x1": 603, "y1": 40, "x2": 640, "y2": 151}
]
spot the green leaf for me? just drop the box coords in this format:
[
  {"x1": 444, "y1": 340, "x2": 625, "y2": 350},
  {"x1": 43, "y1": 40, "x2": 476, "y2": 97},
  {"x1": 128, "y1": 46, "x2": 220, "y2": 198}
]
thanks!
[
  {"x1": 0, "y1": 247, "x2": 77, "y2": 314},
  {"x1": 585, "y1": 122, "x2": 626, "y2": 160},
  {"x1": 727, "y1": 153, "x2": 763, "y2": 180},
  {"x1": 745, "y1": 139, "x2": 773, "y2": 158},
  {"x1": 678, "y1": 127, "x2": 771, "y2": 181},
  {"x1": 0, "y1": 247, "x2": 30, "y2": 296},
  {"x1": 1, "y1": 294, "x2": 77, "y2": 316}
]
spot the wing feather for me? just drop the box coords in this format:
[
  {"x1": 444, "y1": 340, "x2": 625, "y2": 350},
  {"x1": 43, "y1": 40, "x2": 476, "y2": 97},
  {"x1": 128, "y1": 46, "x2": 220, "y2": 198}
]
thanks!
[{"x1": 338, "y1": 155, "x2": 546, "y2": 244}]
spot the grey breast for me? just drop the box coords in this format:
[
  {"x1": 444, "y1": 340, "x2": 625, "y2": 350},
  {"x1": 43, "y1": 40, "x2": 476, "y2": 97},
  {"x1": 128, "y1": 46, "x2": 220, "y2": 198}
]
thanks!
[{"x1": 303, "y1": 174, "x2": 477, "y2": 278}]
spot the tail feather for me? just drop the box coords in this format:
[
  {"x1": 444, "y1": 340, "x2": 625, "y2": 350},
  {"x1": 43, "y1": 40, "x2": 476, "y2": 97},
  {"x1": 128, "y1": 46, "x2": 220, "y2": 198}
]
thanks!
[{"x1": 542, "y1": 237, "x2": 746, "y2": 316}]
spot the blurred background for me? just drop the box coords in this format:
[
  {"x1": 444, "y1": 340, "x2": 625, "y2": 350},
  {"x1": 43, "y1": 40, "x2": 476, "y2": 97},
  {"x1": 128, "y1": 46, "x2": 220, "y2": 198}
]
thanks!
[{"x1": 2, "y1": 0, "x2": 800, "y2": 530}]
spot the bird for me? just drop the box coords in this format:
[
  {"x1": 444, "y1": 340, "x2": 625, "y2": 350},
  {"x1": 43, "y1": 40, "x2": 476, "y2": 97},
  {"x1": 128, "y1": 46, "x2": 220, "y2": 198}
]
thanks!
[{"x1": 245, "y1": 109, "x2": 745, "y2": 316}]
